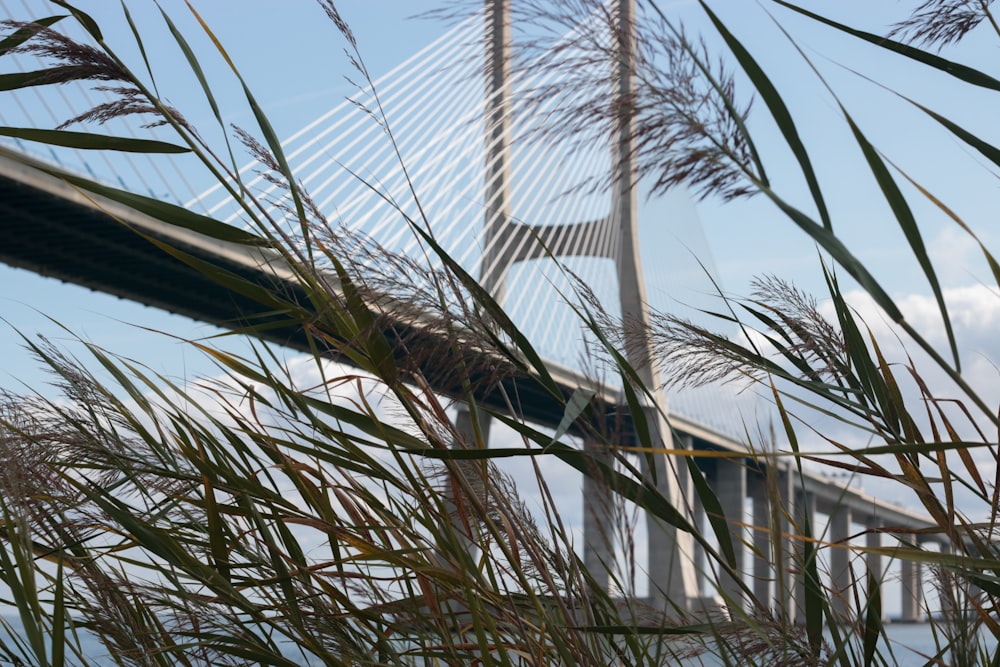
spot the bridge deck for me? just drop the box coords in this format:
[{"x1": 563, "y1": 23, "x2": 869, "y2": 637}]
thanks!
[
  {"x1": 0, "y1": 150, "x2": 591, "y2": 429},
  {"x1": 0, "y1": 149, "x2": 937, "y2": 537}
]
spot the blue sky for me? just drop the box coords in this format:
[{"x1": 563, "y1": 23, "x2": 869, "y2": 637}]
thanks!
[
  {"x1": 0, "y1": 1, "x2": 441, "y2": 387},
  {"x1": 3, "y1": 1, "x2": 998, "y2": 376},
  {"x1": 2, "y1": 0, "x2": 997, "y2": 461}
]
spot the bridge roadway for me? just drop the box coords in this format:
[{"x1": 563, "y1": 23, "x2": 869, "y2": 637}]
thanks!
[{"x1": 0, "y1": 149, "x2": 942, "y2": 619}]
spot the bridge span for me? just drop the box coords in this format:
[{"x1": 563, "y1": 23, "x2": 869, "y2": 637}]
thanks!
[{"x1": 1, "y1": 148, "x2": 941, "y2": 622}]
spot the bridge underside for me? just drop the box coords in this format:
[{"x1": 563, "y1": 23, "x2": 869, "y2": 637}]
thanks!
[
  {"x1": 0, "y1": 154, "x2": 942, "y2": 519},
  {"x1": 0, "y1": 153, "x2": 603, "y2": 435},
  {"x1": 1, "y1": 164, "x2": 274, "y2": 331},
  {"x1": 1, "y1": 153, "x2": 943, "y2": 622}
]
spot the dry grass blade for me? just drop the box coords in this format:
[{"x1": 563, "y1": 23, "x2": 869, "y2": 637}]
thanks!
[{"x1": 888, "y1": 0, "x2": 996, "y2": 50}]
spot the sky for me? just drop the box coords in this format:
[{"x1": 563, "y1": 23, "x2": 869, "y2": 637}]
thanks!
[
  {"x1": 3, "y1": 0, "x2": 993, "y2": 449},
  {"x1": 2, "y1": 1, "x2": 997, "y2": 367},
  {"x1": 1, "y1": 0, "x2": 999, "y2": 616}
]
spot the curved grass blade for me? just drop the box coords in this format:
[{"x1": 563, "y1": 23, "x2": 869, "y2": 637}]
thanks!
[
  {"x1": 757, "y1": 183, "x2": 903, "y2": 321},
  {"x1": 844, "y1": 115, "x2": 959, "y2": 370},
  {"x1": 157, "y1": 5, "x2": 243, "y2": 184},
  {"x1": 770, "y1": 381, "x2": 824, "y2": 652},
  {"x1": 771, "y1": 1, "x2": 1000, "y2": 92},
  {"x1": 121, "y1": 2, "x2": 156, "y2": 94},
  {"x1": 0, "y1": 508, "x2": 48, "y2": 666},
  {"x1": 404, "y1": 217, "x2": 562, "y2": 399},
  {"x1": 0, "y1": 15, "x2": 65, "y2": 57},
  {"x1": 700, "y1": 1, "x2": 832, "y2": 229},
  {"x1": 491, "y1": 413, "x2": 696, "y2": 535},
  {"x1": 686, "y1": 457, "x2": 737, "y2": 569},
  {"x1": 549, "y1": 387, "x2": 596, "y2": 448},
  {"x1": 49, "y1": 0, "x2": 103, "y2": 41},
  {"x1": 0, "y1": 70, "x2": 69, "y2": 91},
  {"x1": 22, "y1": 156, "x2": 265, "y2": 245},
  {"x1": 862, "y1": 570, "x2": 882, "y2": 667},
  {"x1": 887, "y1": 154, "x2": 1000, "y2": 290},
  {"x1": 0, "y1": 126, "x2": 190, "y2": 153},
  {"x1": 183, "y1": 2, "x2": 309, "y2": 253},
  {"x1": 51, "y1": 557, "x2": 65, "y2": 667}
]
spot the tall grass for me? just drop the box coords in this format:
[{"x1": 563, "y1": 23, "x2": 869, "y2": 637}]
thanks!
[{"x1": 0, "y1": 1, "x2": 997, "y2": 665}]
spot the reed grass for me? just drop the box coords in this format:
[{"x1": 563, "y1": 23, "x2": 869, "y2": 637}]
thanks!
[{"x1": 0, "y1": 1, "x2": 997, "y2": 665}]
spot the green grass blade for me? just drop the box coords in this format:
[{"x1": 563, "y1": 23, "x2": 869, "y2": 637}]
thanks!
[
  {"x1": 182, "y1": 3, "x2": 310, "y2": 250},
  {"x1": 121, "y1": 2, "x2": 156, "y2": 94},
  {"x1": 489, "y1": 413, "x2": 702, "y2": 539},
  {"x1": 550, "y1": 387, "x2": 595, "y2": 447},
  {"x1": 757, "y1": 184, "x2": 904, "y2": 322},
  {"x1": 887, "y1": 155, "x2": 1000, "y2": 290},
  {"x1": 913, "y1": 101, "x2": 1000, "y2": 169},
  {"x1": 0, "y1": 126, "x2": 190, "y2": 153},
  {"x1": 0, "y1": 69, "x2": 65, "y2": 91},
  {"x1": 157, "y1": 5, "x2": 242, "y2": 181},
  {"x1": 771, "y1": 1, "x2": 1000, "y2": 91},
  {"x1": 862, "y1": 571, "x2": 882, "y2": 666},
  {"x1": 700, "y1": 1, "x2": 831, "y2": 229},
  {"x1": 404, "y1": 219, "x2": 562, "y2": 398},
  {"x1": 843, "y1": 115, "x2": 960, "y2": 370},
  {"x1": 48, "y1": 0, "x2": 103, "y2": 41},
  {"x1": 802, "y1": 532, "x2": 824, "y2": 659},
  {"x1": 22, "y1": 158, "x2": 265, "y2": 244},
  {"x1": 51, "y1": 557, "x2": 65, "y2": 667},
  {"x1": 686, "y1": 458, "x2": 737, "y2": 569},
  {"x1": 0, "y1": 514, "x2": 48, "y2": 666},
  {"x1": 0, "y1": 16, "x2": 65, "y2": 56}
]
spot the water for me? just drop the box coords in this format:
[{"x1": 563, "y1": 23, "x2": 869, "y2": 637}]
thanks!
[
  {"x1": 2, "y1": 618, "x2": 996, "y2": 664},
  {"x1": 687, "y1": 623, "x2": 999, "y2": 667},
  {"x1": 881, "y1": 622, "x2": 998, "y2": 666}
]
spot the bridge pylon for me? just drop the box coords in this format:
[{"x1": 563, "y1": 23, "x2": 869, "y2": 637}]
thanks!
[
  {"x1": 609, "y1": 0, "x2": 699, "y2": 612},
  {"x1": 469, "y1": 0, "x2": 700, "y2": 613}
]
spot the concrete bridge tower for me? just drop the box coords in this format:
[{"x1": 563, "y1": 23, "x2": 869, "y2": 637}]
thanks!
[{"x1": 475, "y1": 0, "x2": 700, "y2": 611}]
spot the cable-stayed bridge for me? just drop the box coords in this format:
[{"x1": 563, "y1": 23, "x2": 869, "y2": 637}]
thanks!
[{"x1": 0, "y1": 0, "x2": 941, "y2": 621}]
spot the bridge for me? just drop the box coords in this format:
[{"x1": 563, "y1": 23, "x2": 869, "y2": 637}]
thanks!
[{"x1": 0, "y1": 0, "x2": 942, "y2": 623}]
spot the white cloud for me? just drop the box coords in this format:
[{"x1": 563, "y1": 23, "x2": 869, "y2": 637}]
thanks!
[
  {"x1": 794, "y1": 284, "x2": 1000, "y2": 519},
  {"x1": 823, "y1": 284, "x2": 1000, "y2": 407},
  {"x1": 927, "y1": 225, "x2": 995, "y2": 287}
]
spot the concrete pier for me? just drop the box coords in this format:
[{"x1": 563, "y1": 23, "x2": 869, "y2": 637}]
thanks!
[
  {"x1": 582, "y1": 438, "x2": 615, "y2": 593},
  {"x1": 829, "y1": 505, "x2": 853, "y2": 617},
  {"x1": 713, "y1": 458, "x2": 748, "y2": 610},
  {"x1": 900, "y1": 557, "x2": 925, "y2": 622},
  {"x1": 751, "y1": 482, "x2": 773, "y2": 608}
]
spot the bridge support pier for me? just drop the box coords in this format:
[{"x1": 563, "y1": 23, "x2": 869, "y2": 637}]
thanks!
[
  {"x1": 773, "y1": 472, "x2": 796, "y2": 624},
  {"x1": 900, "y1": 557, "x2": 925, "y2": 622},
  {"x1": 582, "y1": 438, "x2": 615, "y2": 594},
  {"x1": 829, "y1": 505, "x2": 854, "y2": 618},
  {"x1": 713, "y1": 458, "x2": 747, "y2": 612},
  {"x1": 792, "y1": 486, "x2": 816, "y2": 624},
  {"x1": 644, "y1": 414, "x2": 699, "y2": 611},
  {"x1": 608, "y1": 0, "x2": 699, "y2": 614},
  {"x1": 750, "y1": 480, "x2": 773, "y2": 609},
  {"x1": 692, "y1": 475, "x2": 706, "y2": 597},
  {"x1": 864, "y1": 519, "x2": 883, "y2": 619}
]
